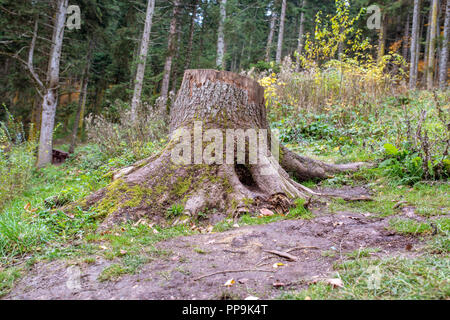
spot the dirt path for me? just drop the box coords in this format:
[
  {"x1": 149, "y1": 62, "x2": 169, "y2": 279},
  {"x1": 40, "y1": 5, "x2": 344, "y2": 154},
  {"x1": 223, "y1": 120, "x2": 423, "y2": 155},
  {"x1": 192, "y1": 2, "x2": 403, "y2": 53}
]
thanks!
[{"x1": 5, "y1": 211, "x2": 420, "y2": 300}]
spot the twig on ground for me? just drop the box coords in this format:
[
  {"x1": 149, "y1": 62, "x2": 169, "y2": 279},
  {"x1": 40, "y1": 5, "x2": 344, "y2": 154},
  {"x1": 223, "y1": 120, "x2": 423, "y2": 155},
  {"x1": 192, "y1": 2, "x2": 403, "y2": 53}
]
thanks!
[
  {"x1": 262, "y1": 249, "x2": 298, "y2": 261},
  {"x1": 194, "y1": 269, "x2": 275, "y2": 281}
]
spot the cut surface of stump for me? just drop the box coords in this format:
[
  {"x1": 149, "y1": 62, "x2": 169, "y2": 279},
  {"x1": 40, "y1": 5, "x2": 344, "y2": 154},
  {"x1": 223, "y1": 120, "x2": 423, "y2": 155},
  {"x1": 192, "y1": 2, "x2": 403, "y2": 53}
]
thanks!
[{"x1": 84, "y1": 69, "x2": 367, "y2": 229}]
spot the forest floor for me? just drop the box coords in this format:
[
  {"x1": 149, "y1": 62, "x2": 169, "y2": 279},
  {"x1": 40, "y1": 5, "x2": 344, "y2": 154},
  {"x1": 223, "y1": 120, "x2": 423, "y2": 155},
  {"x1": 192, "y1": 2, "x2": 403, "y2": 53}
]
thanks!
[
  {"x1": 3, "y1": 182, "x2": 449, "y2": 300},
  {"x1": 1, "y1": 92, "x2": 449, "y2": 299}
]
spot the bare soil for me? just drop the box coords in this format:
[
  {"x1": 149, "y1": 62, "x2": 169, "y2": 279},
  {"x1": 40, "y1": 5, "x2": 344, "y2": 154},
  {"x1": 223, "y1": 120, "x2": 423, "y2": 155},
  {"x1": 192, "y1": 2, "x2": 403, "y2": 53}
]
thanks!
[{"x1": 5, "y1": 210, "x2": 420, "y2": 300}]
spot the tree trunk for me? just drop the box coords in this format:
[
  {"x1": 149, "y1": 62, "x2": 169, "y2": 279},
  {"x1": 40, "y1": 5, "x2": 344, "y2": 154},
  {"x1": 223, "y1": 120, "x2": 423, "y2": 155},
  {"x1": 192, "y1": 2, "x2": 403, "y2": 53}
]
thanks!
[
  {"x1": 410, "y1": 0, "x2": 421, "y2": 89},
  {"x1": 377, "y1": 14, "x2": 387, "y2": 62},
  {"x1": 428, "y1": 0, "x2": 439, "y2": 89},
  {"x1": 295, "y1": 0, "x2": 306, "y2": 72},
  {"x1": 265, "y1": 11, "x2": 277, "y2": 62},
  {"x1": 216, "y1": 0, "x2": 227, "y2": 69},
  {"x1": 130, "y1": 0, "x2": 155, "y2": 122},
  {"x1": 276, "y1": 0, "x2": 287, "y2": 64},
  {"x1": 160, "y1": 0, "x2": 181, "y2": 109},
  {"x1": 439, "y1": 0, "x2": 450, "y2": 89},
  {"x1": 403, "y1": 14, "x2": 411, "y2": 63},
  {"x1": 69, "y1": 40, "x2": 94, "y2": 154},
  {"x1": 36, "y1": 0, "x2": 68, "y2": 168},
  {"x1": 83, "y1": 70, "x2": 367, "y2": 230},
  {"x1": 184, "y1": 0, "x2": 199, "y2": 70}
]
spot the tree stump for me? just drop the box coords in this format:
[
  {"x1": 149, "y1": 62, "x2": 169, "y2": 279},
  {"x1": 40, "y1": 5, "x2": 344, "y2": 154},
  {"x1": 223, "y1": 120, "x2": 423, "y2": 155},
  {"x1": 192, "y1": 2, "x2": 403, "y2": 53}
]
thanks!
[{"x1": 84, "y1": 70, "x2": 366, "y2": 229}]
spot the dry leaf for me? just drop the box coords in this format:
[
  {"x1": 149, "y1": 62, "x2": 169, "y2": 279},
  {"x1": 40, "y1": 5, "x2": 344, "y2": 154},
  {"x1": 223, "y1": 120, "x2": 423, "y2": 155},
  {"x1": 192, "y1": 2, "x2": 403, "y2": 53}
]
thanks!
[
  {"x1": 259, "y1": 208, "x2": 274, "y2": 217},
  {"x1": 325, "y1": 278, "x2": 344, "y2": 288},
  {"x1": 272, "y1": 282, "x2": 286, "y2": 288},
  {"x1": 272, "y1": 262, "x2": 285, "y2": 269},
  {"x1": 224, "y1": 279, "x2": 235, "y2": 287}
]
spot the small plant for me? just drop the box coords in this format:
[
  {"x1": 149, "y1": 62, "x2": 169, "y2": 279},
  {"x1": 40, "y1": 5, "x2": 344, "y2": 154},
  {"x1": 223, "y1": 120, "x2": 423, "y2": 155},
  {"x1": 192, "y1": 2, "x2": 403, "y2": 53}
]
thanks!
[
  {"x1": 289, "y1": 198, "x2": 314, "y2": 219},
  {"x1": 166, "y1": 204, "x2": 184, "y2": 218}
]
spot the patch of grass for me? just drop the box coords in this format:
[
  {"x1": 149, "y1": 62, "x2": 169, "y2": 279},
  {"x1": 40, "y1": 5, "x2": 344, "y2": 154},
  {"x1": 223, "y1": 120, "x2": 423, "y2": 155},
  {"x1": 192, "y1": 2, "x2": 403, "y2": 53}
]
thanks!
[
  {"x1": 281, "y1": 255, "x2": 450, "y2": 300},
  {"x1": 289, "y1": 198, "x2": 314, "y2": 219},
  {"x1": 389, "y1": 218, "x2": 433, "y2": 235},
  {"x1": 346, "y1": 247, "x2": 380, "y2": 259},
  {"x1": 0, "y1": 267, "x2": 22, "y2": 297},
  {"x1": 97, "y1": 264, "x2": 128, "y2": 282}
]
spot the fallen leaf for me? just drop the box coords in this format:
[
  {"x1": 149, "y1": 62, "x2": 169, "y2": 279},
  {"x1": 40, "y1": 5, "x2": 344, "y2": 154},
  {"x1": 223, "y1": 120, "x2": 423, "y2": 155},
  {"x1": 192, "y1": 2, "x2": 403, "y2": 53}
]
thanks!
[
  {"x1": 119, "y1": 249, "x2": 127, "y2": 255},
  {"x1": 305, "y1": 296, "x2": 312, "y2": 300},
  {"x1": 273, "y1": 262, "x2": 285, "y2": 269},
  {"x1": 272, "y1": 282, "x2": 286, "y2": 288},
  {"x1": 325, "y1": 278, "x2": 344, "y2": 288},
  {"x1": 224, "y1": 279, "x2": 235, "y2": 287},
  {"x1": 238, "y1": 278, "x2": 249, "y2": 284},
  {"x1": 259, "y1": 208, "x2": 274, "y2": 217}
]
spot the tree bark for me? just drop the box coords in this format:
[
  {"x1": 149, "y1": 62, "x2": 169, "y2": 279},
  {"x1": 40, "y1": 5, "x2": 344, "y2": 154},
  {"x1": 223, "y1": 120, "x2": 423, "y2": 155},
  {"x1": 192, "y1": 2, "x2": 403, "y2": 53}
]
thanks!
[
  {"x1": 265, "y1": 10, "x2": 277, "y2": 62},
  {"x1": 276, "y1": 0, "x2": 287, "y2": 64},
  {"x1": 216, "y1": 0, "x2": 227, "y2": 69},
  {"x1": 69, "y1": 40, "x2": 94, "y2": 154},
  {"x1": 377, "y1": 14, "x2": 387, "y2": 62},
  {"x1": 184, "y1": 0, "x2": 199, "y2": 70},
  {"x1": 410, "y1": 0, "x2": 421, "y2": 89},
  {"x1": 160, "y1": 0, "x2": 181, "y2": 109},
  {"x1": 427, "y1": 0, "x2": 439, "y2": 89},
  {"x1": 83, "y1": 70, "x2": 367, "y2": 230},
  {"x1": 130, "y1": 0, "x2": 155, "y2": 122},
  {"x1": 439, "y1": 0, "x2": 450, "y2": 89},
  {"x1": 295, "y1": 0, "x2": 306, "y2": 72},
  {"x1": 36, "y1": 0, "x2": 68, "y2": 168},
  {"x1": 403, "y1": 14, "x2": 411, "y2": 63}
]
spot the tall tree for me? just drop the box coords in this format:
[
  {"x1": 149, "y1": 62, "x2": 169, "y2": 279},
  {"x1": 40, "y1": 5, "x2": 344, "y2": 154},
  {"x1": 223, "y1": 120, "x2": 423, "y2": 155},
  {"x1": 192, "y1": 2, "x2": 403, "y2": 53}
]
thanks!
[
  {"x1": 295, "y1": 0, "x2": 306, "y2": 72},
  {"x1": 439, "y1": 0, "x2": 450, "y2": 89},
  {"x1": 130, "y1": 0, "x2": 155, "y2": 122},
  {"x1": 216, "y1": 0, "x2": 227, "y2": 68},
  {"x1": 265, "y1": 9, "x2": 277, "y2": 62},
  {"x1": 37, "y1": 0, "x2": 68, "y2": 167},
  {"x1": 69, "y1": 40, "x2": 94, "y2": 154},
  {"x1": 409, "y1": 0, "x2": 421, "y2": 89},
  {"x1": 427, "y1": 0, "x2": 439, "y2": 89},
  {"x1": 160, "y1": 0, "x2": 181, "y2": 106},
  {"x1": 276, "y1": 0, "x2": 287, "y2": 64},
  {"x1": 185, "y1": 0, "x2": 199, "y2": 70}
]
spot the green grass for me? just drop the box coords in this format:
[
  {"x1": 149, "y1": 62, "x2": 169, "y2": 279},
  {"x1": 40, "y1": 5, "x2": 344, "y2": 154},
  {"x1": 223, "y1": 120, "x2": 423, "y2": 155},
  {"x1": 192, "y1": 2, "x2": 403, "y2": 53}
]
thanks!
[
  {"x1": 0, "y1": 267, "x2": 22, "y2": 297},
  {"x1": 281, "y1": 255, "x2": 450, "y2": 300}
]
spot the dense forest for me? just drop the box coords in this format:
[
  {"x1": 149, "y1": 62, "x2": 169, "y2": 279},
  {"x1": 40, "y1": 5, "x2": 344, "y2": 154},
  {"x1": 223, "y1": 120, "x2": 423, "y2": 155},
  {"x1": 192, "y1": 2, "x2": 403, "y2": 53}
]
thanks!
[{"x1": 0, "y1": 0, "x2": 449, "y2": 301}]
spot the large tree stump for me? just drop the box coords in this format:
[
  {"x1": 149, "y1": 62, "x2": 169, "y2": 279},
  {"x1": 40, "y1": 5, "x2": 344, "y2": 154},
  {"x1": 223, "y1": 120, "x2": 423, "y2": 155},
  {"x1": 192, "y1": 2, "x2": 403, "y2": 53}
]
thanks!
[{"x1": 85, "y1": 70, "x2": 366, "y2": 229}]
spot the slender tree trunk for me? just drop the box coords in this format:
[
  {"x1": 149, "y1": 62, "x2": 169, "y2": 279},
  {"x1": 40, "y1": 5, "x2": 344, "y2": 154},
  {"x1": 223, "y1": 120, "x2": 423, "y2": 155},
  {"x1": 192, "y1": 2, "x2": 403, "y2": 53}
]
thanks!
[
  {"x1": 160, "y1": 0, "x2": 181, "y2": 106},
  {"x1": 424, "y1": 7, "x2": 433, "y2": 85},
  {"x1": 171, "y1": 22, "x2": 183, "y2": 94},
  {"x1": 439, "y1": 0, "x2": 450, "y2": 89},
  {"x1": 276, "y1": 0, "x2": 287, "y2": 64},
  {"x1": 184, "y1": 0, "x2": 199, "y2": 70},
  {"x1": 265, "y1": 11, "x2": 277, "y2": 62},
  {"x1": 37, "y1": 0, "x2": 68, "y2": 168},
  {"x1": 295, "y1": 0, "x2": 306, "y2": 72},
  {"x1": 403, "y1": 14, "x2": 411, "y2": 63},
  {"x1": 428, "y1": 0, "x2": 439, "y2": 89},
  {"x1": 130, "y1": 0, "x2": 155, "y2": 122},
  {"x1": 377, "y1": 15, "x2": 387, "y2": 62},
  {"x1": 216, "y1": 0, "x2": 227, "y2": 68},
  {"x1": 69, "y1": 40, "x2": 93, "y2": 154},
  {"x1": 410, "y1": 0, "x2": 421, "y2": 89}
]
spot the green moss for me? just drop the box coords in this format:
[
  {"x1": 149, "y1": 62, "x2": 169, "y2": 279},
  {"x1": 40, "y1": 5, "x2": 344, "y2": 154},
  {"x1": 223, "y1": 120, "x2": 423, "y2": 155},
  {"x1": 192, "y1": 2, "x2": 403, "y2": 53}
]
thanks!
[
  {"x1": 95, "y1": 180, "x2": 152, "y2": 218},
  {"x1": 173, "y1": 176, "x2": 192, "y2": 196}
]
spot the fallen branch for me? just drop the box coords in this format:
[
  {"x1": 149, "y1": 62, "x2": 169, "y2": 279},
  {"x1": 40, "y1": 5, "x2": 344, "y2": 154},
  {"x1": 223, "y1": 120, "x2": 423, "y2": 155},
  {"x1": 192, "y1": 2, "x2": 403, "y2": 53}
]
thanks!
[
  {"x1": 194, "y1": 269, "x2": 275, "y2": 281},
  {"x1": 286, "y1": 246, "x2": 320, "y2": 253},
  {"x1": 263, "y1": 249, "x2": 298, "y2": 261}
]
